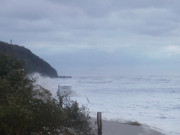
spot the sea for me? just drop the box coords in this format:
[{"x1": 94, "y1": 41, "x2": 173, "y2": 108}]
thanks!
[{"x1": 33, "y1": 73, "x2": 180, "y2": 135}]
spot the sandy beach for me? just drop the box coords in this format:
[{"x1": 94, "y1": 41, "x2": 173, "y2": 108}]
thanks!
[{"x1": 91, "y1": 118, "x2": 164, "y2": 135}]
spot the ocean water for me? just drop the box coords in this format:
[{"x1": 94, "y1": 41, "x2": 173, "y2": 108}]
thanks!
[{"x1": 34, "y1": 74, "x2": 180, "y2": 135}]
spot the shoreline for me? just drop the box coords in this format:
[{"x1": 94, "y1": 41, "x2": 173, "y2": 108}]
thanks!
[{"x1": 90, "y1": 118, "x2": 165, "y2": 135}]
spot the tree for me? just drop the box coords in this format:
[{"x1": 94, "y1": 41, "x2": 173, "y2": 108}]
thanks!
[{"x1": 0, "y1": 54, "x2": 94, "y2": 135}]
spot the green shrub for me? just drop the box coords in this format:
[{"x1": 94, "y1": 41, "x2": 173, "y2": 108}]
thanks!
[{"x1": 0, "y1": 54, "x2": 94, "y2": 135}]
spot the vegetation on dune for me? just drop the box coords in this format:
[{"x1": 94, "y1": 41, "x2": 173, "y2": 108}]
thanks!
[
  {"x1": 0, "y1": 54, "x2": 94, "y2": 135},
  {"x1": 0, "y1": 41, "x2": 58, "y2": 78}
]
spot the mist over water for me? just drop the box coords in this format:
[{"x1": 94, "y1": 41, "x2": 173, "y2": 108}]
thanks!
[{"x1": 33, "y1": 73, "x2": 180, "y2": 135}]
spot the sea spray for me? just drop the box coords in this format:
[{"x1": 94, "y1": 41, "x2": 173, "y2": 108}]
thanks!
[{"x1": 32, "y1": 73, "x2": 180, "y2": 135}]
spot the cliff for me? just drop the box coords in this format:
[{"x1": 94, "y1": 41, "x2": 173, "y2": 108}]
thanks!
[{"x1": 0, "y1": 41, "x2": 58, "y2": 78}]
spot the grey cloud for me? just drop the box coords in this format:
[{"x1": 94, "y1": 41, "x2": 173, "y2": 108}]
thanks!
[
  {"x1": 1, "y1": 0, "x2": 180, "y2": 50},
  {"x1": 0, "y1": 0, "x2": 47, "y2": 20},
  {"x1": 51, "y1": 0, "x2": 180, "y2": 16}
]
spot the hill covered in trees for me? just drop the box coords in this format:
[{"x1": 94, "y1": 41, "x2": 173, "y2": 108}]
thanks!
[{"x1": 0, "y1": 41, "x2": 58, "y2": 77}]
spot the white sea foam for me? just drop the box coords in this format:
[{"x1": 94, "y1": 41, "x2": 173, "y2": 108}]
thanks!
[{"x1": 32, "y1": 73, "x2": 180, "y2": 135}]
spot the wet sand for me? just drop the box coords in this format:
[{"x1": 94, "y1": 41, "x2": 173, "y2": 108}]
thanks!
[{"x1": 91, "y1": 118, "x2": 164, "y2": 135}]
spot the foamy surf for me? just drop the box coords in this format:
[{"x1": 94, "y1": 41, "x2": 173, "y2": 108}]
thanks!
[{"x1": 31, "y1": 73, "x2": 180, "y2": 135}]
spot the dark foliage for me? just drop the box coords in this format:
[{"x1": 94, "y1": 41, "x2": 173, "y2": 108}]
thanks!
[
  {"x1": 0, "y1": 54, "x2": 94, "y2": 135},
  {"x1": 0, "y1": 41, "x2": 58, "y2": 78}
]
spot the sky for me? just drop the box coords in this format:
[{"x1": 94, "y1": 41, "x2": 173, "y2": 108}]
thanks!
[{"x1": 1, "y1": 0, "x2": 180, "y2": 76}]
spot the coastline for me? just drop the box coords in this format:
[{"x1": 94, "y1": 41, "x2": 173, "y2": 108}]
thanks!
[{"x1": 90, "y1": 118, "x2": 165, "y2": 135}]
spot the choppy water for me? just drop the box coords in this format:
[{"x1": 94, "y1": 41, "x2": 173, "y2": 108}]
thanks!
[{"x1": 34, "y1": 74, "x2": 180, "y2": 135}]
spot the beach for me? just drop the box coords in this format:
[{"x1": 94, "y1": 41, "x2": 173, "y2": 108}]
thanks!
[
  {"x1": 35, "y1": 74, "x2": 179, "y2": 135},
  {"x1": 91, "y1": 118, "x2": 164, "y2": 135}
]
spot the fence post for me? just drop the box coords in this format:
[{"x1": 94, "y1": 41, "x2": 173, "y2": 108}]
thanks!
[{"x1": 97, "y1": 112, "x2": 102, "y2": 135}]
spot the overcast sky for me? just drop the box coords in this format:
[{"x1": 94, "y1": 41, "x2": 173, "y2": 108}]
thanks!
[{"x1": 1, "y1": 0, "x2": 180, "y2": 76}]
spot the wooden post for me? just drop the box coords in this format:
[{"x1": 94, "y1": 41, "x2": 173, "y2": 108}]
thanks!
[
  {"x1": 59, "y1": 96, "x2": 63, "y2": 108},
  {"x1": 97, "y1": 112, "x2": 102, "y2": 135}
]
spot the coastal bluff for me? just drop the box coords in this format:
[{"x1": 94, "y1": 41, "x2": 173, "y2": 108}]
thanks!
[{"x1": 0, "y1": 41, "x2": 58, "y2": 78}]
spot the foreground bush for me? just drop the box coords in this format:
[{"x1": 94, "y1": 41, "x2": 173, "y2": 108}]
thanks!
[{"x1": 0, "y1": 54, "x2": 94, "y2": 135}]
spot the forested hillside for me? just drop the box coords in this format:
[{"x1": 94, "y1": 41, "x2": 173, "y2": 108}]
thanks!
[{"x1": 0, "y1": 41, "x2": 58, "y2": 77}]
